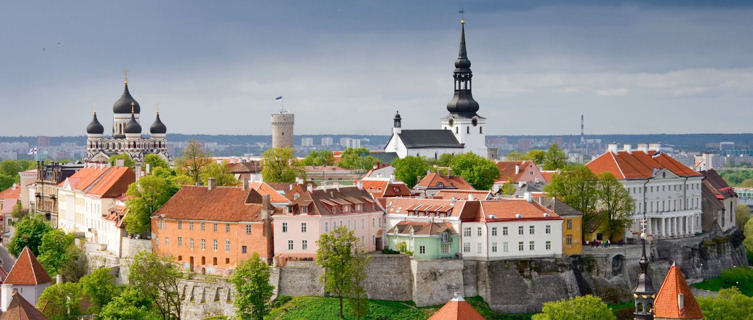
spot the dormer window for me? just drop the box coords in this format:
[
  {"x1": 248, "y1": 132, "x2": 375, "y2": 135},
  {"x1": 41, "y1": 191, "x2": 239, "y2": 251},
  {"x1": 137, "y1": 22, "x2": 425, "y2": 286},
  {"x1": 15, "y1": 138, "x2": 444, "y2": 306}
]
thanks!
[
  {"x1": 437, "y1": 182, "x2": 444, "y2": 188},
  {"x1": 302, "y1": 206, "x2": 308, "y2": 214},
  {"x1": 287, "y1": 207, "x2": 293, "y2": 213},
  {"x1": 344, "y1": 205, "x2": 350, "y2": 213}
]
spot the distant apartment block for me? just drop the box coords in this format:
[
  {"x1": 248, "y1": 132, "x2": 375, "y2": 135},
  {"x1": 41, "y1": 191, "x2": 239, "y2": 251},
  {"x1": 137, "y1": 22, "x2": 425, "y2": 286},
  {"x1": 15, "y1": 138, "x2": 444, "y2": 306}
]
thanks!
[
  {"x1": 301, "y1": 137, "x2": 314, "y2": 147},
  {"x1": 321, "y1": 137, "x2": 334, "y2": 146}
]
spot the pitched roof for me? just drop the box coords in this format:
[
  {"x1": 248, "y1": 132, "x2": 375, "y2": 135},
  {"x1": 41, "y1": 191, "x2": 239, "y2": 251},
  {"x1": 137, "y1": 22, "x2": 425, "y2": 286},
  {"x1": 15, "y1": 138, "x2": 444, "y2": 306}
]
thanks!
[
  {"x1": 540, "y1": 170, "x2": 556, "y2": 183},
  {"x1": 0, "y1": 291, "x2": 49, "y2": 320},
  {"x1": 227, "y1": 161, "x2": 262, "y2": 174},
  {"x1": 586, "y1": 150, "x2": 700, "y2": 180},
  {"x1": 153, "y1": 186, "x2": 271, "y2": 222},
  {"x1": 359, "y1": 178, "x2": 412, "y2": 198},
  {"x1": 59, "y1": 166, "x2": 108, "y2": 190},
  {"x1": 397, "y1": 130, "x2": 464, "y2": 149},
  {"x1": 4, "y1": 247, "x2": 53, "y2": 286},
  {"x1": 284, "y1": 186, "x2": 376, "y2": 216},
  {"x1": 433, "y1": 189, "x2": 491, "y2": 200},
  {"x1": 427, "y1": 294, "x2": 485, "y2": 320},
  {"x1": 474, "y1": 199, "x2": 560, "y2": 222},
  {"x1": 532, "y1": 197, "x2": 583, "y2": 217},
  {"x1": 378, "y1": 197, "x2": 473, "y2": 219},
  {"x1": 86, "y1": 167, "x2": 135, "y2": 198},
  {"x1": 248, "y1": 181, "x2": 292, "y2": 204},
  {"x1": 654, "y1": 265, "x2": 703, "y2": 319},
  {"x1": 0, "y1": 185, "x2": 21, "y2": 200},
  {"x1": 416, "y1": 173, "x2": 474, "y2": 190},
  {"x1": 390, "y1": 221, "x2": 456, "y2": 235},
  {"x1": 494, "y1": 161, "x2": 540, "y2": 183},
  {"x1": 700, "y1": 169, "x2": 737, "y2": 199}
]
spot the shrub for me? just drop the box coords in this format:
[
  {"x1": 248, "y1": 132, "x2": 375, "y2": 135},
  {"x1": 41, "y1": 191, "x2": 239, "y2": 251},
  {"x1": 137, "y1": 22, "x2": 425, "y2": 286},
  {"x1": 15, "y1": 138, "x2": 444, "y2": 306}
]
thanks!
[
  {"x1": 382, "y1": 248, "x2": 400, "y2": 254},
  {"x1": 273, "y1": 295, "x2": 292, "y2": 309}
]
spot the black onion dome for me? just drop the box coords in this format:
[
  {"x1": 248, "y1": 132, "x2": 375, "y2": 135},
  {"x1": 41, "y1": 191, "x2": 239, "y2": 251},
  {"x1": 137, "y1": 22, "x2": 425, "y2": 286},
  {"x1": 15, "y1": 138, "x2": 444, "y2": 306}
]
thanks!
[
  {"x1": 113, "y1": 84, "x2": 141, "y2": 114},
  {"x1": 394, "y1": 111, "x2": 401, "y2": 121},
  {"x1": 86, "y1": 112, "x2": 104, "y2": 134},
  {"x1": 125, "y1": 113, "x2": 141, "y2": 134},
  {"x1": 150, "y1": 113, "x2": 167, "y2": 134}
]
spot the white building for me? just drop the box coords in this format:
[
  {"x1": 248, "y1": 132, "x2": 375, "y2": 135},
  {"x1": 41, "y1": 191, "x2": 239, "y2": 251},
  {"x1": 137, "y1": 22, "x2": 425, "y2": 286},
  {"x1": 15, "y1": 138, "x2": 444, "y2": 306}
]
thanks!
[
  {"x1": 587, "y1": 144, "x2": 703, "y2": 239},
  {"x1": 384, "y1": 21, "x2": 487, "y2": 160},
  {"x1": 301, "y1": 137, "x2": 314, "y2": 147},
  {"x1": 0, "y1": 247, "x2": 53, "y2": 312}
]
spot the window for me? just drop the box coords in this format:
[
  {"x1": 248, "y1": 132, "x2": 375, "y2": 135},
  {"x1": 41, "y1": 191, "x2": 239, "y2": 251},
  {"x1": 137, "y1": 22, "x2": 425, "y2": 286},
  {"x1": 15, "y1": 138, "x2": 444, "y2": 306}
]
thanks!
[
  {"x1": 226, "y1": 224, "x2": 230, "y2": 232},
  {"x1": 419, "y1": 246, "x2": 426, "y2": 254},
  {"x1": 503, "y1": 227, "x2": 508, "y2": 236},
  {"x1": 241, "y1": 245, "x2": 247, "y2": 254},
  {"x1": 566, "y1": 235, "x2": 573, "y2": 245},
  {"x1": 518, "y1": 226, "x2": 524, "y2": 235},
  {"x1": 464, "y1": 227, "x2": 471, "y2": 237},
  {"x1": 213, "y1": 223, "x2": 217, "y2": 232},
  {"x1": 492, "y1": 227, "x2": 497, "y2": 236},
  {"x1": 463, "y1": 242, "x2": 470, "y2": 253},
  {"x1": 467, "y1": 126, "x2": 470, "y2": 134},
  {"x1": 165, "y1": 237, "x2": 169, "y2": 246},
  {"x1": 288, "y1": 240, "x2": 294, "y2": 250},
  {"x1": 480, "y1": 126, "x2": 483, "y2": 134},
  {"x1": 545, "y1": 225, "x2": 551, "y2": 234},
  {"x1": 529, "y1": 226, "x2": 535, "y2": 235},
  {"x1": 372, "y1": 218, "x2": 375, "y2": 228},
  {"x1": 518, "y1": 241, "x2": 524, "y2": 251},
  {"x1": 212, "y1": 240, "x2": 218, "y2": 251},
  {"x1": 567, "y1": 220, "x2": 572, "y2": 230},
  {"x1": 325, "y1": 222, "x2": 329, "y2": 232},
  {"x1": 201, "y1": 239, "x2": 206, "y2": 250},
  {"x1": 178, "y1": 237, "x2": 183, "y2": 246},
  {"x1": 491, "y1": 242, "x2": 497, "y2": 253},
  {"x1": 282, "y1": 222, "x2": 288, "y2": 232},
  {"x1": 201, "y1": 222, "x2": 205, "y2": 231},
  {"x1": 530, "y1": 241, "x2": 535, "y2": 250},
  {"x1": 189, "y1": 222, "x2": 194, "y2": 231},
  {"x1": 546, "y1": 241, "x2": 551, "y2": 250},
  {"x1": 178, "y1": 220, "x2": 182, "y2": 230},
  {"x1": 442, "y1": 243, "x2": 450, "y2": 254},
  {"x1": 503, "y1": 242, "x2": 509, "y2": 252},
  {"x1": 301, "y1": 222, "x2": 307, "y2": 233},
  {"x1": 302, "y1": 240, "x2": 308, "y2": 250},
  {"x1": 155, "y1": 237, "x2": 159, "y2": 248},
  {"x1": 477, "y1": 243, "x2": 482, "y2": 253},
  {"x1": 225, "y1": 239, "x2": 230, "y2": 252},
  {"x1": 477, "y1": 227, "x2": 482, "y2": 236},
  {"x1": 246, "y1": 224, "x2": 252, "y2": 234},
  {"x1": 190, "y1": 238, "x2": 194, "y2": 249}
]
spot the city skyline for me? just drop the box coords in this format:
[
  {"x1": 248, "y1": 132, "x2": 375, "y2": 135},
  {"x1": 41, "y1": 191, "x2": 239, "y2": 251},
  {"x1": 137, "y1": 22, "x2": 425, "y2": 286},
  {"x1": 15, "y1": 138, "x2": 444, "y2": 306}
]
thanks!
[{"x1": 2, "y1": 1, "x2": 753, "y2": 136}]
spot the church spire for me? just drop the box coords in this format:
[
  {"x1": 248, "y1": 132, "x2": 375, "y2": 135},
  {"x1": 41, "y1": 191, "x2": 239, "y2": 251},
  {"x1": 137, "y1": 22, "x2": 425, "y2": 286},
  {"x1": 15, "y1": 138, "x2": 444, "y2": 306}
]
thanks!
[
  {"x1": 634, "y1": 212, "x2": 656, "y2": 320},
  {"x1": 446, "y1": 20, "x2": 479, "y2": 117}
]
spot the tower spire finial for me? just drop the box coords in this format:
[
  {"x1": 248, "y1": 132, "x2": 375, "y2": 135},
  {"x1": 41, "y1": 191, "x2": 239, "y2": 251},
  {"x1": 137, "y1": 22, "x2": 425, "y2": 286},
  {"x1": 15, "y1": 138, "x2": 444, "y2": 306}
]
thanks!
[
  {"x1": 93, "y1": 102, "x2": 96, "y2": 114},
  {"x1": 156, "y1": 102, "x2": 160, "y2": 114},
  {"x1": 124, "y1": 69, "x2": 128, "y2": 84},
  {"x1": 131, "y1": 102, "x2": 135, "y2": 114}
]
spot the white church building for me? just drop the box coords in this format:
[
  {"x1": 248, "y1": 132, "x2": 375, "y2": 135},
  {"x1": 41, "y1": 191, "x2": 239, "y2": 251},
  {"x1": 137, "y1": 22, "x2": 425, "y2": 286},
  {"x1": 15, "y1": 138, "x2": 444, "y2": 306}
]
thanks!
[{"x1": 385, "y1": 21, "x2": 488, "y2": 160}]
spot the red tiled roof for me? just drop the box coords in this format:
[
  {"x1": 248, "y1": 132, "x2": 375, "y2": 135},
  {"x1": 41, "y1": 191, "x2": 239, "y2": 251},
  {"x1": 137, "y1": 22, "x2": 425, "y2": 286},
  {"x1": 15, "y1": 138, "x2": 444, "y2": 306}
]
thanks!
[
  {"x1": 4, "y1": 247, "x2": 53, "y2": 286},
  {"x1": 283, "y1": 186, "x2": 377, "y2": 216},
  {"x1": 416, "y1": 173, "x2": 474, "y2": 190},
  {"x1": 586, "y1": 150, "x2": 700, "y2": 179},
  {"x1": 700, "y1": 169, "x2": 737, "y2": 199},
  {"x1": 60, "y1": 166, "x2": 108, "y2": 190},
  {"x1": 0, "y1": 185, "x2": 21, "y2": 200},
  {"x1": 153, "y1": 186, "x2": 270, "y2": 222},
  {"x1": 359, "y1": 179, "x2": 411, "y2": 198},
  {"x1": 654, "y1": 265, "x2": 703, "y2": 319},
  {"x1": 378, "y1": 197, "x2": 472, "y2": 219},
  {"x1": 495, "y1": 160, "x2": 538, "y2": 183},
  {"x1": 0, "y1": 291, "x2": 49, "y2": 320},
  {"x1": 87, "y1": 167, "x2": 135, "y2": 198},
  {"x1": 474, "y1": 199, "x2": 560, "y2": 222},
  {"x1": 540, "y1": 170, "x2": 556, "y2": 183},
  {"x1": 433, "y1": 190, "x2": 491, "y2": 201},
  {"x1": 249, "y1": 181, "x2": 292, "y2": 204},
  {"x1": 428, "y1": 295, "x2": 485, "y2": 320}
]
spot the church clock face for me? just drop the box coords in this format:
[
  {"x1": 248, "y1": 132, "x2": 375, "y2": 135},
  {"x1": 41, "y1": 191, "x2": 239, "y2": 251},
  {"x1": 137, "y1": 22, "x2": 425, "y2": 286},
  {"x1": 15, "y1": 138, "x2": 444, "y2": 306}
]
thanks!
[
  {"x1": 448, "y1": 117, "x2": 454, "y2": 127},
  {"x1": 472, "y1": 117, "x2": 478, "y2": 126}
]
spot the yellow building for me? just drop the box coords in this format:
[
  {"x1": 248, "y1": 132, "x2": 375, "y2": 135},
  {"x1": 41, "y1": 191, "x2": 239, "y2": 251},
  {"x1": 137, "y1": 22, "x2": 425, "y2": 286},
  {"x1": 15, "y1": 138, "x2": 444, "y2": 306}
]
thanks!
[{"x1": 534, "y1": 197, "x2": 583, "y2": 255}]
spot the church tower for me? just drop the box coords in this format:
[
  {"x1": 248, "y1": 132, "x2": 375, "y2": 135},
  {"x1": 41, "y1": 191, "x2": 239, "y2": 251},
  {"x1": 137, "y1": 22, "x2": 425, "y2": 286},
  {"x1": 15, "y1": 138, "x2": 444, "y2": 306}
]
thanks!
[
  {"x1": 634, "y1": 213, "x2": 656, "y2": 320},
  {"x1": 440, "y1": 20, "x2": 488, "y2": 158}
]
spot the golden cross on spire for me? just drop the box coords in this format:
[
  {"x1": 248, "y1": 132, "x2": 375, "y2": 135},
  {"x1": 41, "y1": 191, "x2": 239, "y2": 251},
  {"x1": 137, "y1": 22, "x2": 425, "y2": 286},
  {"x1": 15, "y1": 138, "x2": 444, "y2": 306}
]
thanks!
[
  {"x1": 131, "y1": 101, "x2": 135, "y2": 114},
  {"x1": 93, "y1": 102, "x2": 97, "y2": 114},
  {"x1": 459, "y1": 8, "x2": 465, "y2": 24},
  {"x1": 124, "y1": 68, "x2": 129, "y2": 84},
  {"x1": 156, "y1": 102, "x2": 160, "y2": 114}
]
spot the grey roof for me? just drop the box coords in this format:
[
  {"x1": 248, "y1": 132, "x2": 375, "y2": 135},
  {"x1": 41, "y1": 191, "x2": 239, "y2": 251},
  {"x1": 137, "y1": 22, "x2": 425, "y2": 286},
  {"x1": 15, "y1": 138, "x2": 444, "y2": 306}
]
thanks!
[
  {"x1": 533, "y1": 196, "x2": 583, "y2": 217},
  {"x1": 398, "y1": 130, "x2": 463, "y2": 149}
]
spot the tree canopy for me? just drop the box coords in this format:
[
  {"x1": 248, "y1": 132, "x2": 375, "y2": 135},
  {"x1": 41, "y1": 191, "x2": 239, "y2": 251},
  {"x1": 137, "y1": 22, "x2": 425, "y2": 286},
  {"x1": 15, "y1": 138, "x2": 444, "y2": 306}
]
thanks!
[
  {"x1": 175, "y1": 139, "x2": 212, "y2": 184},
  {"x1": 316, "y1": 226, "x2": 369, "y2": 319},
  {"x1": 392, "y1": 156, "x2": 429, "y2": 188},
  {"x1": 301, "y1": 150, "x2": 335, "y2": 166},
  {"x1": 38, "y1": 229, "x2": 85, "y2": 281},
  {"x1": 8, "y1": 213, "x2": 53, "y2": 256},
  {"x1": 231, "y1": 252, "x2": 275, "y2": 320},
  {"x1": 129, "y1": 251, "x2": 185, "y2": 320},
  {"x1": 543, "y1": 144, "x2": 568, "y2": 170},
  {"x1": 337, "y1": 148, "x2": 377, "y2": 171},
  {"x1": 37, "y1": 282, "x2": 83, "y2": 320},
  {"x1": 108, "y1": 154, "x2": 136, "y2": 170},
  {"x1": 449, "y1": 153, "x2": 500, "y2": 190},
  {"x1": 261, "y1": 147, "x2": 304, "y2": 183},
  {"x1": 697, "y1": 287, "x2": 753, "y2": 320},
  {"x1": 531, "y1": 295, "x2": 615, "y2": 320},
  {"x1": 545, "y1": 165, "x2": 599, "y2": 240},
  {"x1": 199, "y1": 162, "x2": 238, "y2": 186},
  {"x1": 124, "y1": 172, "x2": 179, "y2": 236},
  {"x1": 143, "y1": 154, "x2": 170, "y2": 171},
  {"x1": 99, "y1": 287, "x2": 160, "y2": 320},
  {"x1": 595, "y1": 172, "x2": 634, "y2": 241},
  {"x1": 80, "y1": 268, "x2": 121, "y2": 315}
]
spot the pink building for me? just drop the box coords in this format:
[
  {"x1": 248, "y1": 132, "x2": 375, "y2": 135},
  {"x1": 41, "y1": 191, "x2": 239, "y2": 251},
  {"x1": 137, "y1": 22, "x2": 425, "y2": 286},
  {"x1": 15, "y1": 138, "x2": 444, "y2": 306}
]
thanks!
[{"x1": 273, "y1": 186, "x2": 383, "y2": 265}]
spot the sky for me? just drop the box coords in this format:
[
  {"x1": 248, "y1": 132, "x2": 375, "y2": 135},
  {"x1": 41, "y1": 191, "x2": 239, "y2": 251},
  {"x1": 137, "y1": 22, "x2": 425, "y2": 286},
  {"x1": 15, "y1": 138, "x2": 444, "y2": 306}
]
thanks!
[{"x1": 1, "y1": 0, "x2": 753, "y2": 136}]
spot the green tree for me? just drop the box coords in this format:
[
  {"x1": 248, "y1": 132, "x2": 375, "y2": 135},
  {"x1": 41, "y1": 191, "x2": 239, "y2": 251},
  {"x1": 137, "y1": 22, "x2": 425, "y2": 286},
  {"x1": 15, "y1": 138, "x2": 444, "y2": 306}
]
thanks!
[
  {"x1": 261, "y1": 147, "x2": 304, "y2": 183},
  {"x1": 128, "y1": 251, "x2": 185, "y2": 320},
  {"x1": 337, "y1": 148, "x2": 376, "y2": 170},
  {"x1": 231, "y1": 253, "x2": 275, "y2": 320},
  {"x1": 175, "y1": 140, "x2": 211, "y2": 184},
  {"x1": 109, "y1": 154, "x2": 136, "y2": 170},
  {"x1": 0, "y1": 174, "x2": 14, "y2": 191},
  {"x1": 347, "y1": 247, "x2": 369, "y2": 320},
  {"x1": 499, "y1": 179, "x2": 516, "y2": 195},
  {"x1": 392, "y1": 156, "x2": 429, "y2": 188},
  {"x1": 595, "y1": 172, "x2": 634, "y2": 242},
  {"x1": 124, "y1": 173, "x2": 178, "y2": 235},
  {"x1": 531, "y1": 295, "x2": 615, "y2": 320},
  {"x1": 741, "y1": 179, "x2": 753, "y2": 188},
  {"x1": 8, "y1": 213, "x2": 53, "y2": 256},
  {"x1": 10, "y1": 201, "x2": 26, "y2": 220},
  {"x1": 0, "y1": 159, "x2": 22, "y2": 177},
  {"x1": 697, "y1": 287, "x2": 753, "y2": 320},
  {"x1": 143, "y1": 154, "x2": 170, "y2": 171},
  {"x1": 527, "y1": 149, "x2": 546, "y2": 165},
  {"x1": 543, "y1": 144, "x2": 567, "y2": 170},
  {"x1": 37, "y1": 282, "x2": 83, "y2": 320},
  {"x1": 100, "y1": 287, "x2": 160, "y2": 320},
  {"x1": 436, "y1": 153, "x2": 456, "y2": 167},
  {"x1": 544, "y1": 165, "x2": 599, "y2": 241},
  {"x1": 737, "y1": 204, "x2": 751, "y2": 229},
  {"x1": 199, "y1": 162, "x2": 239, "y2": 186},
  {"x1": 746, "y1": 218, "x2": 753, "y2": 259},
  {"x1": 301, "y1": 150, "x2": 335, "y2": 166},
  {"x1": 504, "y1": 151, "x2": 526, "y2": 161},
  {"x1": 316, "y1": 226, "x2": 368, "y2": 319},
  {"x1": 38, "y1": 229, "x2": 76, "y2": 276},
  {"x1": 80, "y1": 268, "x2": 121, "y2": 315},
  {"x1": 449, "y1": 153, "x2": 500, "y2": 190}
]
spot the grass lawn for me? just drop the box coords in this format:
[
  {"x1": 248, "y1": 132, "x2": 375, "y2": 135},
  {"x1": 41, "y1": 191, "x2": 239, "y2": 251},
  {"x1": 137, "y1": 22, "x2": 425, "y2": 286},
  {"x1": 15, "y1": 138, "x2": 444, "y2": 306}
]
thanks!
[
  {"x1": 265, "y1": 296, "x2": 534, "y2": 320},
  {"x1": 691, "y1": 277, "x2": 724, "y2": 292}
]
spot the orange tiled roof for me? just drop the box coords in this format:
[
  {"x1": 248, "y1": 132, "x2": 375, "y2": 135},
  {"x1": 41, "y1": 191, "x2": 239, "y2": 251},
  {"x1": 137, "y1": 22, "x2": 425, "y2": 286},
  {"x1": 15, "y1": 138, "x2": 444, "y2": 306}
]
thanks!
[
  {"x1": 540, "y1": 170, "x2": 556, "y2": 183},
  {"x1": 586, "y1": 150, "x2": 700, "y2": 180},
  {"x1": 4, "y1": 247, "x2": 52, "y2": 286},
  {"x1": 654, "y1": 265, "x2": 703, "y2": 319},
  {"x1": 474, "y1": 199, "x2": 560, "y2": 222},
  {"x1": 153, "y1": 186, "x2": 270, "y2": 222},
  {"x1": 359, "y1": 179, "x2": 411, "y2": 198},
  {"x1": 248, "y1": 181, "x2": 292, "y2": 204},
  {"x1": 378, "y1": 197, "x2": 470, "y2": 218},
  {"x1": 0, "y1": 185, "x2": 21, "y2": 200},
  {"x1": 61, "y1": 167, "x2": 109, "y2": 190},
  {"x1": 86, "y1": 167, "x2": 135, "y2": 198},
  {"x1": 434, "y1": 189, "x2": 491, "y2": 200},
  {"x1": 428, "y1": 295, "x2": 485, "y2": 320},
  {"x1": 416, "y1": 173, "x2": 474, "y2": 190},
  {"x1": 283, "y1": 186, "x2": 376, "y2": 216},
  {"x1": 0, "y1": 291, "x2": 49, "y2": 320},
  {"x1": 495, "y1": 160, "x2": 535, "y2": 183}
]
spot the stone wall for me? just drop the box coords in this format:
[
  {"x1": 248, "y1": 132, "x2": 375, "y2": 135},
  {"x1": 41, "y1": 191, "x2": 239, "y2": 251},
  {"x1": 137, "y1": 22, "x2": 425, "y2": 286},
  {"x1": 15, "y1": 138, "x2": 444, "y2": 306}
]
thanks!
[
  {"x1": 364, "y1": 254, "x2": 413, "y2": 301},
  {"x1": 121, "y1": 237, "x2": 152, "y2": 258},
  {"x1": 410, "y1": 259, "x2": 464, "y2": 307},
  {"x1": 179, "y1": 277, "x2": 235, "y2": 320},
  {"x1": 276, "y1": 260, "x2": 325, "y2": 297}
]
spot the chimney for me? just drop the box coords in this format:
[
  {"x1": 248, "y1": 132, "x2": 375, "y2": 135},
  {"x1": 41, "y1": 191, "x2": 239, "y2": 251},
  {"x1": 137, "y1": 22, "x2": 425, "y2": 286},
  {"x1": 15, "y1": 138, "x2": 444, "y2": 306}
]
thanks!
[
  {"x1": 56, "y1": 274, "x2": 62, "y2": 284},
  {"x1": 146, "y1": 163, "x2": 151, "y2": 174},
  {"x1": 515, "y1": 165, "x2": 520, "y2": 175},
  {"x1": 623, "y1": 144, "x2": 632, "y2": 154},
  {"x1": 450, "y1": 197, "x2": 456, "y2": 206},
  {"x1": 357, "y1": 180, "x2": 364, "y2": 190},
  {"x1": 649, "y1": 143, "x2": 661, "y2": 151},
  {"x1": 524, "y1": 192, "x2": 532, "y2": 203},
  {"x1": 637, "y1": 144, "x2": 649, "y2": 153},
  {"x1": 207, "y1": 177, "x2": 216, "y2": 191},
  {"x1": 448, "y1": 168, "x2": 453, "y2": 178},
  {"x1": 261, "y1": 194, "x2": 274, "y2": 265},
  {"x1": 468, "y1": 194, "x2": 474, "y2": 200},
  {"x1": 607, "y1": 143, "x2": 618, "y2": 154},
  {"x1": 115, "y1": 159, "x2": 125, "y2": 167},
  {"x1": 307, "y1": 184, "x2": 313, "y2": 192},
  {"x1": 242, "y1": 178, "x2": 249, "y2": 190}
]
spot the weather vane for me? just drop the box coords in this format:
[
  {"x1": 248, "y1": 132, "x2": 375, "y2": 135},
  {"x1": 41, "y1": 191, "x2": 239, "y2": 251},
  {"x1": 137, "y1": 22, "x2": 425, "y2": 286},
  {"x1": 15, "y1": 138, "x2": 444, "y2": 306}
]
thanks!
[
  {"x1": 124, "y1": 68, "x2": 128, "y2": 84},
  {"x1": 459, "y1": 8, "x2": 465, "y2": 21}
]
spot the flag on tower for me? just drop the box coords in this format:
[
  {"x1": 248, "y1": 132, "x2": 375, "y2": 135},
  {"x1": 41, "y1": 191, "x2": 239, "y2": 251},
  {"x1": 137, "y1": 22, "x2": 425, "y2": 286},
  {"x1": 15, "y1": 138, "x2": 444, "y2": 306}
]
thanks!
[
  {"x1": 27, "y1": 146, "x2": 38, "y2": 155},
  {"x1": 274, "y1": 96, "x2": 283, "y2": 101}
]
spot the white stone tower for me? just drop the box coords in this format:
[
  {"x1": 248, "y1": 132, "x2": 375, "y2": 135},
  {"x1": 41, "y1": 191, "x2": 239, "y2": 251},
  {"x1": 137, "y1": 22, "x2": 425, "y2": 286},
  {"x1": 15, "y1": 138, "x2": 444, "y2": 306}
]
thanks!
[{"x1": 271, "y1": 104, "x2": 294, "y2": 149}]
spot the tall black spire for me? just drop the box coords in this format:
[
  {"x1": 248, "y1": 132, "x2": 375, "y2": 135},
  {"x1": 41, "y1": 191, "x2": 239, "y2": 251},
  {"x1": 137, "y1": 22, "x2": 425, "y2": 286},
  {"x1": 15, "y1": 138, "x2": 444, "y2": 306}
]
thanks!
[
  {"x1": 633, "y1": 213, "x2": 656, "y2": 320},
  {"x1": 446, "y1": 20, "x2": 480, "y2": 118}
]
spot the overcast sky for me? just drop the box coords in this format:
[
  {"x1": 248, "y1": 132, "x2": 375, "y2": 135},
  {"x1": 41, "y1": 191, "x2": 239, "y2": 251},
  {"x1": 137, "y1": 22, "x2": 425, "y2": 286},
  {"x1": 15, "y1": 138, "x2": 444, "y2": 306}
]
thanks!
[{"x1": 1, "y1": 1, "x2": 752, "y2": 136}]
